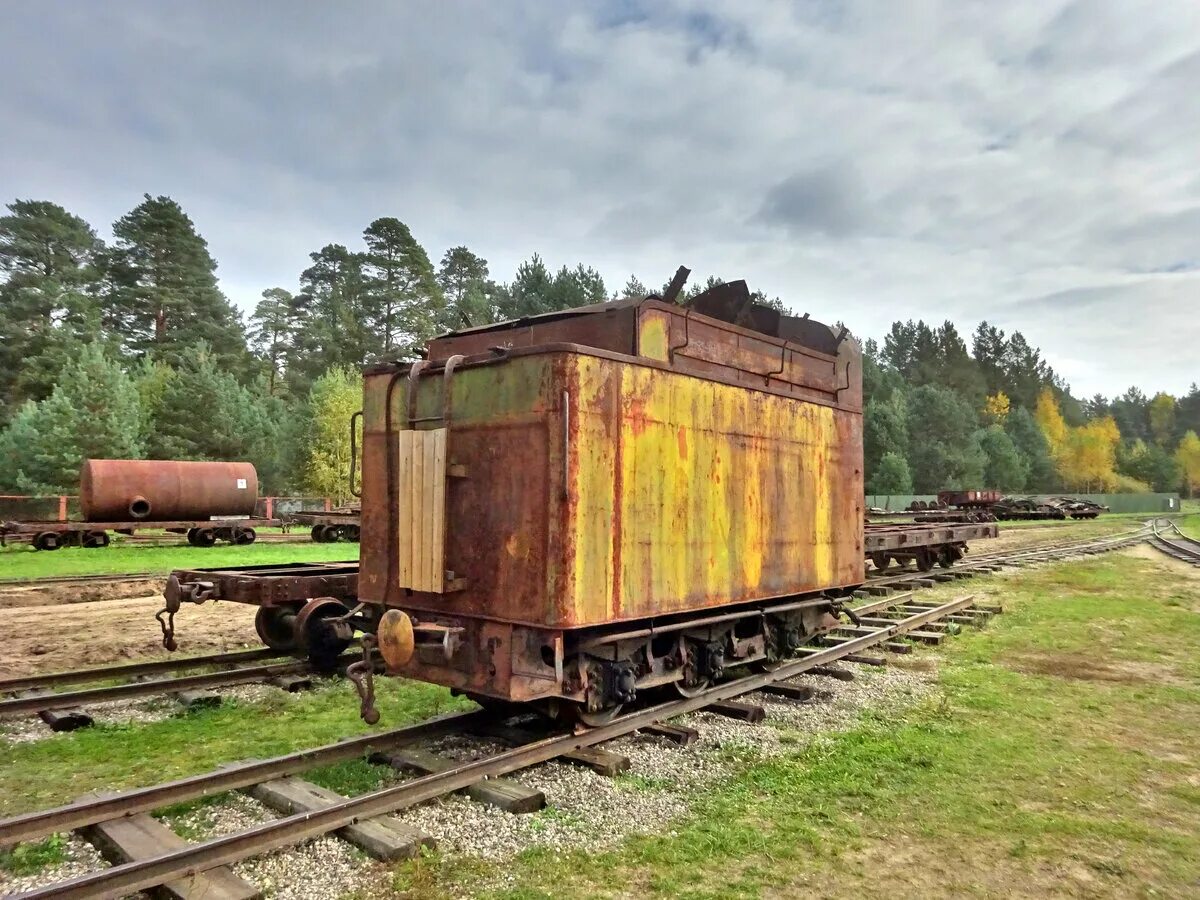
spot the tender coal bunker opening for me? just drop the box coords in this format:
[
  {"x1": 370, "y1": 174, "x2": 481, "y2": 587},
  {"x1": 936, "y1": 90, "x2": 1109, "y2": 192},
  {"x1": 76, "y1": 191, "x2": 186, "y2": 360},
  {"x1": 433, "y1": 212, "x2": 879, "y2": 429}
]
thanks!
[
  {"x1": 540, "y1": 645, "x2": 555, "y2": 668},
  {"x1": 128, "y1": 497, "x2": 151, "y2": 519}
]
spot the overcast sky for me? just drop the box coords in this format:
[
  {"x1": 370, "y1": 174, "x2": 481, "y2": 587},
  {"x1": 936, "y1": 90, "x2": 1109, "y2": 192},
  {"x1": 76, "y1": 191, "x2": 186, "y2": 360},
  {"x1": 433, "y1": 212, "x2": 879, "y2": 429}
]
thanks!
[{"x1": 3, "y1": 1, "x2": 1198, "y2": 398}]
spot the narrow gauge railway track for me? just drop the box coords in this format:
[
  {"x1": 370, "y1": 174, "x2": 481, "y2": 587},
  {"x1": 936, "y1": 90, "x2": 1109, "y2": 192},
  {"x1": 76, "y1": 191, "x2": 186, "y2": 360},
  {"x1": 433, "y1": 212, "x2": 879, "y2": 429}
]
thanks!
[
  {"x1": 0, "y1": 572, "x2": 162, "y2": 590},
  {"x1": 865, "y1": 525, "x2": 1149, "y2": 591},
  {"x1": 2, "y1": 592, "x2": 989, "y2": 899},
  {"x1": 1148, "y1": 518, "x2": 1200, "y2": 566},
  {"x1": 0, "y1": 531, "x2": 1143, "y2": 730},
  {"x1": 0, "y1": 650, "x2": 356, "y2": 722}
]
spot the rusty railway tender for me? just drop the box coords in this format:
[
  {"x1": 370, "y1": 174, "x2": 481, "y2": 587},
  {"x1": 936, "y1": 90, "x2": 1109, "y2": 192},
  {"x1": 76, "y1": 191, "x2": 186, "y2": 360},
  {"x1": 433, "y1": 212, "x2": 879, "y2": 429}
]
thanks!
[{"x1": 160, "y1": 274, "x2": 994, "y2": 725}]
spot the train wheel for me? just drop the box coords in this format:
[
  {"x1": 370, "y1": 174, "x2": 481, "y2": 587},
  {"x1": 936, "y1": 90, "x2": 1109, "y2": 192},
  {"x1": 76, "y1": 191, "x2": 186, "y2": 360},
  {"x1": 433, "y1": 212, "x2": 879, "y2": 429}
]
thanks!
[
  {"x1": 255, "y1": 606, "x2": 299, "y2": 652},
  {"x1": 295, "y1": 597, "x2": 352, "y2": 670},
  {"x1": 572, "y1": 702, "x2": 624, "y2": 728},
  {"x1": 870, "y1": 551, "x2": 890, "y2": 571},
  {"x1": 310, "y1": 525, "x2": 326, "y2": 543},
  {"x1": 317, "y1": 525, "x2": 338, "y2": 543},
  {"x1": 916, "y1": 549, "x2": 935, "y2": 572},
  {"x1": 188, "y1": 528, "x2": 216, "y2": 548},
  {"x1": 347, "y1": 525, "x2": 361, "y2": 542},
  {"x1": 82, "y1": 530, "x2": 110, "y2": 549},
  {"x1": 234, "y1": 528, "x2": 256, "y2": 545},
  {"x1": 33, "y1": 531, "x2": 61, "y2": 551},
  {"x1": 937, "y1": 546, "x2": 955, "y2": 568}
]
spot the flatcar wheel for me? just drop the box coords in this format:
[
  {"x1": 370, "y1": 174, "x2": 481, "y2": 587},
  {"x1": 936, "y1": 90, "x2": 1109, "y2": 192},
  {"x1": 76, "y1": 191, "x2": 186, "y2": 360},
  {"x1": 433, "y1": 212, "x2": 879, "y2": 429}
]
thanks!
[
  {"x1": 870, "y1": 551, "x2": 890, "y2": 571},
  {"x1": 319, "y1": 525, "x2": 339, "y2": 543},
  {"x1": 295, "y1": 597, "x2": 352, "y2": 670},
  {"x1": 255, "y1": 606, "x2": 299, "y2": 652},
  {"x1": 937, "y1": 546, "x2": 955, "y2": 568},
  {"x1": 82, "y1": 530, "x2": 109, "y2": 549},
  {"x1": 33, "y1": 531, "x2": 61, "y2": 551},
  {"x1": 310, "y1": 525, "x2": 326, "y2": 543},
  {"x1": 234, "y1": 528, "x2": 256, "y2": 545},
  {"x1": 189, "y1": 528, "x2": 216, "y2": 548},
  {"x1": 916, "y1": 549, "x2": 935, "y2": 572}
]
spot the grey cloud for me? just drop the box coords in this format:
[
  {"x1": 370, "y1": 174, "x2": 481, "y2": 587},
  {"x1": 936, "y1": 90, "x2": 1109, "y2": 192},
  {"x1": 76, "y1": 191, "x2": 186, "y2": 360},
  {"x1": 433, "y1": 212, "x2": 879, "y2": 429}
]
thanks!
[
  {"x1": 2, "y1": 0, "x2": 1199, "y2": 396},
  {"x1": 756, "y1": 166, "x2": 871, "y2": 237}
]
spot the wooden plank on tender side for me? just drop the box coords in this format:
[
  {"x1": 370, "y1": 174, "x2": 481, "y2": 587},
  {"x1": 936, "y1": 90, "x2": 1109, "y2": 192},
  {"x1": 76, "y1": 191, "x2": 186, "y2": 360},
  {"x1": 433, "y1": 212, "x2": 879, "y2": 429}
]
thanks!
[
  {"x1": 82, "y1": 813, "x2": 259, "y2": 900},
  {"x1": 433, "y1": 428, "x2": 448, "y2": 593},
  {"x1": 412, "y1": 430, "x2": 426, "y2": 589},
  {"x1": 396, "y1": 431, "x2": 413, "y2": 587},
  {"x1": 372, "y1": 748, "x2": 545, "y2": 813},
  {"x1": 249, "y1": 777, "x2": 433, "y2": 860}
]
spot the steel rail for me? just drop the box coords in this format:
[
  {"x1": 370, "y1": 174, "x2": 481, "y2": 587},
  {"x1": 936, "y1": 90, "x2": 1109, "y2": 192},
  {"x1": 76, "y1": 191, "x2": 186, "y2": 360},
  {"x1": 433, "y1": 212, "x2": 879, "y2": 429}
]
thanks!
[
  {"x1": 15, "y1": 595, "x2": 977, "y2": 900},
  {"x1": 0, "y1": 655, "x2": 354, "y2": 717},
  {"x1": 0, "y1": 709, "x2": 485, "y2": 848},
  {"x1": 866, "y1": 528, "x2": 1148, "y2": 590},
  {"x1": 0, "y1": 572, "x2": 162, "y2": 588},
  {"x1": 1148, "y1": 518, "x2": 1200, "y2": 564},
  {"x1": 0, "y1": 648, "x2": 287, "y2": 694}
]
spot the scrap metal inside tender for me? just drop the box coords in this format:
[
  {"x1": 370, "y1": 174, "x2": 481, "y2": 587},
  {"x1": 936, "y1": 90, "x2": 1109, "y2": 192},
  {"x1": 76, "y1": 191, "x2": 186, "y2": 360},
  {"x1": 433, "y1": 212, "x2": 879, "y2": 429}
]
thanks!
[{"x1": 351, "y1": 277, "x2": 865, "y2": 723}]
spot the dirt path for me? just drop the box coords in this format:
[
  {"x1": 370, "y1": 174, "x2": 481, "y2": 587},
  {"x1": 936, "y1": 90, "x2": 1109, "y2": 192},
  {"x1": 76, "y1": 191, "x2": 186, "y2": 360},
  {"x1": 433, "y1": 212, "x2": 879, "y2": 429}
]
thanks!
[{"x1": 0, "y1": 593, "x2": 259, "y2": 679}]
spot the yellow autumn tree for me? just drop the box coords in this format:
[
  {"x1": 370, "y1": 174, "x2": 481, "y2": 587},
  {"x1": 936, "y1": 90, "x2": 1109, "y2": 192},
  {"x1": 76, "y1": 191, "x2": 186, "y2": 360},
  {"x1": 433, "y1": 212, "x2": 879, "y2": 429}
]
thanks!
[
  {"x1": 981, "y1": 391, "x2": 1011, "y2": 425},
  {"x1": 303, "y1": 367, "x2": 361, "y2": 503},
  {"x1": 1060, "y1": 416, "x2": 1121, "y2": 491},
  {"x1": 1148, "y1": 392, "x2": 1176, "y2": 446},
  {"x1": 1034, "y1": 387, "x2": 1068, "y2": 463},
  {"x1": 1177, "y1": 430, "x2": 1200, "y2": 496}
]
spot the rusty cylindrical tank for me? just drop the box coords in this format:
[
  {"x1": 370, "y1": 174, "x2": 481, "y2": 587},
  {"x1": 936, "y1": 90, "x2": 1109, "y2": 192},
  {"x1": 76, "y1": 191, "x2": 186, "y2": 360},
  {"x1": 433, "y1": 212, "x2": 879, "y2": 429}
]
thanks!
[{"x1": 79, "y1": 459, "x2": 259, "y2": 522}]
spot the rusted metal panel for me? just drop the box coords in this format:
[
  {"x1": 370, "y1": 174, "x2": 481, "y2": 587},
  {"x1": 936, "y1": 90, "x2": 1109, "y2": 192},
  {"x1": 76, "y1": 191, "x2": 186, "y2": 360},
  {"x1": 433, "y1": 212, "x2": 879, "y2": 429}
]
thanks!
[
  {"x1": 358, "y1": 345, "x2": 864, "y2": 630},
  {"x1": 80, "y1": 459, "x2": 258, "y2": 522},
  {"x1": 165, "y1": 563, "x2": 359, "y2": 607}
]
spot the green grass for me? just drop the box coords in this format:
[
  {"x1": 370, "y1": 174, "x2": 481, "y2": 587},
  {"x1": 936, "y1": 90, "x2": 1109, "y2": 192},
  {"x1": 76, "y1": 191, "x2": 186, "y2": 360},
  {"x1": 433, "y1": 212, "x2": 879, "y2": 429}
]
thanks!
[
  {"x1": 0, "y1": 678, "x2": 470, "y2": 820},
  {"x1": 388, "y1": 552, "x2": 1200, "y2": 898},
  {"x1": 4, "y1": 549, "x2": 1198, "y2": 894},
  {"x1": 1175, "y1": 512, "x2": 1200, "y2": 539},
  {"x1": 0, "y1": 539, "x2": 357, "y2": 580},
  {"x1": 0, "y1": 834, "x2": 66, "y2": 876}
]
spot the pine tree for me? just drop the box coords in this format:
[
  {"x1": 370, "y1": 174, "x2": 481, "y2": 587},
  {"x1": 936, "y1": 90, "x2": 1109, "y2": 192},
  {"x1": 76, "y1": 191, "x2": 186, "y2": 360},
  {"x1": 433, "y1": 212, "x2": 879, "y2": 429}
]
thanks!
[
  {"x1": 437, "y1": 246, "x2": 492, "y2": 328},
  {"x1": 620, "y1": 275, "x2": 648, "y2": 298},
  {"x1": 0, "y1": 344, "x2": 143, "y2": 491},
  {"x1": 978, "y1": 425, "x2": 1028, "y2": 491},
  {"x1": 291, "y1": 244, "x2": 369, "y2": 387},
  {"x1": 1005, "y1": 407, "x2": 1057, "y2": 491},
  {"x1": 864, "y1": 394, "x2": 908, "y2": 477},
  {"x1": 148, "y1": 344, "x2": 271, "y2": 465},
  {"x1": 904, "y1": 384, "x2": 986, "y2": 492},
  {"x1": 107, "y1": 195, "x2": 248, "y2": 371},
  {"x1": 1147, "y1": 392, "x2": 1177, "y2": 446},
  {"x1": 867, "y1": 452, "x2": 912, "y2": 495},
  {"x1": 0, "y1": 200, "x2": 106, "y2": 419},
  {"x1": 362, "y1": 218, "x2": 443, "y2": 356},
  {"x1": 249, "y1": 287, "x2": 297, "y2": 394}
]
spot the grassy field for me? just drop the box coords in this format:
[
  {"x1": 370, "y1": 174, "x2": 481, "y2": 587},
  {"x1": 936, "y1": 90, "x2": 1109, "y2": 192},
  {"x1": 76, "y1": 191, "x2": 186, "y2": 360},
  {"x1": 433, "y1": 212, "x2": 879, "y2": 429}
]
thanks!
[
  {"x1": 409, "y1": 550, "x2": 1198, "y2": 898},
  {"x1": 3, "y1": 547, "x2": 1198, "y2": 896},
  {"x1": 0, "y1": 539, "x2": 357, "y2": 579}
]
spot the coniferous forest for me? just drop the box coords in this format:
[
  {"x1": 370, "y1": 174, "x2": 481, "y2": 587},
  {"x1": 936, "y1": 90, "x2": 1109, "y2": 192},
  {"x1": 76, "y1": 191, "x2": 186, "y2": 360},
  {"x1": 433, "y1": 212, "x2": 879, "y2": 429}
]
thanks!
[{"x1": 2, "y1": 196, "x2": 1198, "y2": 500}]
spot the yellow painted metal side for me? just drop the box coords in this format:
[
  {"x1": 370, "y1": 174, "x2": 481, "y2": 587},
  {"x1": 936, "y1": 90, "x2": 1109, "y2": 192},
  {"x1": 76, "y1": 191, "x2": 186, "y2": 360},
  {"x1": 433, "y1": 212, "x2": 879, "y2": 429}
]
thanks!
[
  {"x1": 637, "y1": 311, "x2": 670, "y2": 362},
  {"x1": 567, "y1": 354, "x2": 859, "y2": 624}
]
